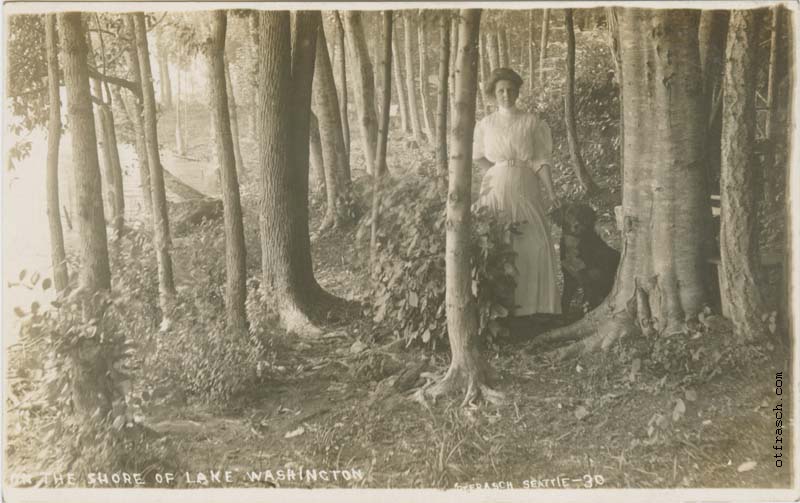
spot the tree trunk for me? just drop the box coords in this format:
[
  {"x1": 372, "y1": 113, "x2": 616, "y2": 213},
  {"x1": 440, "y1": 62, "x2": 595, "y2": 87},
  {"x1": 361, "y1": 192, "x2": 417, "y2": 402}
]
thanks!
[
  {"x1": 45, "y1": 14, "x2": 69, "y2": 293},
  {"x1": 486, "y1": 31, "x2": 499, "y2": 70},
  {"x1": 765, "y1": 7, "x2": 779, "y2": 140},
  {"x1": 605, "y1": 7, "x2": 624, "y2": 177},
  {"x1": 698, "y1": 10, "x2": 729, "y2": 182},
  {"x1": 333, "y1": 12, "x2": 350, "y2": 164},
  {"x1": 248, "y1": 11, "x2": 260, "y2": 141},
  {"x1": 497, "y1": 28, "x2": 509, "y2": 67},
  {"x1": 436, "y1": 14, "x2": 450, "y2": 185},
  {"x1": 528, "y1": 11, "x2": 535, "y2": 94},
  {"x1": 134, "y1": 12, "x2": 176, "y2": 328},
  {"x1": 449, "y1": 17, "x2": 458, "y2": 124},
  {"x1": 122, "y1": 14, "x2": 153, "y2": 224},
  {"x1": 206, "y1": 11, "x2": 248, "y2": 334},
  {"x1": 60, "y1": 12, "x2": 110, "y2": 294},
  {"x1": 403, "y1": 13, "x2": 424, "y2": 144},
  {"x1": 59, "y1": 12, "x2": 112, "y2": 417},
  {"x1": 313, "y1": 22, "x2": 353, "y2": 231},
  {"x1": 309, "y1": 112, "x2": 326, "y2": 194},
  {"x1": 344, "y1": 11, "x2": 379, "y2": 173},
  {"x1": 100, "y1": 104, "x2": 125, "y2": 237},
  {"x1": 391, "y1": 28, "x2": 411, "y2": 134},
  {"x1": 540, "y1": 9, "x2": 709, "y2": 358},
  {"x1": 259, "y1": 11, "x2": 335, "y2": 335},
  {"x1": 417, "y1": 13, "x2": 434, "y2": 142},
  {"x1": 478, "y1": 30, "x2": 490, "y2": 114},
  {"x1": 564, "y1": 9, "x2": 597, "y2": 193},
  {"x1": 158, "y1": 51, "x2": 172, "y2": 110},
  {"x1": 174, "y1": 70, "x2": 186, "y2": 156},
  {"x1": 224, "y1": 55, "x2": 246, "y2": 182},
  {"x1": 538, "y1": 9, "x2": 550, "y2": 87},
  {"x1": 426, "y1": 9, "x2": 501, "y2": 405},
  {"x1": 369, "y1": 11, "x2": 393, "y2": 267},
  {"x1": 719, "y1": 10, "x2": 765, "y2": 341}
]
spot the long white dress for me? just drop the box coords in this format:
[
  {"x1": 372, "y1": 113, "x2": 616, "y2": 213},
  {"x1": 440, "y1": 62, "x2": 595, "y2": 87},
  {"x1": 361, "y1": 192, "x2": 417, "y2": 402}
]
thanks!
[{"x1": 473, "y1": 107, "x2": 561, "y2": 316}]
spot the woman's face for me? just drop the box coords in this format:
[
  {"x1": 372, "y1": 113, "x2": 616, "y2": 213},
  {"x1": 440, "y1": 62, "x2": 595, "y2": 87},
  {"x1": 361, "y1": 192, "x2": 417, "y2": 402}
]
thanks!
[{"x1": 494, "y1": 80, "x2": 519, "y2": 109}]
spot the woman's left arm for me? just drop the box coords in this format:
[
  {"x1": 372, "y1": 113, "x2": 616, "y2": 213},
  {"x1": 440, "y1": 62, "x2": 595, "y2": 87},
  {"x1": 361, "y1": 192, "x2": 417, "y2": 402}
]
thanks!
[{"x1": 537, "y1": 164, "x2": 560, "y2": 208}]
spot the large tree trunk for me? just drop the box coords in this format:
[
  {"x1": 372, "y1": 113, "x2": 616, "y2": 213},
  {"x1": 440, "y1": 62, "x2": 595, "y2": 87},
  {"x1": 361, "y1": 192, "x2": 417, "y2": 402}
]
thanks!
[
  {"x1": 259, "y1": 11, "x2": 336, "y2": 335},
  {"x1": 391, "y1": 27, "x2": 411, "y2": 134},
  {"x1": 45, "y1": 14, "x2": 69, "y2": 293},
  {"x1": 134, "y1": 12, "x2": 176, "y2": 328},
  {"x1": 224, "y1": 55, "x2": 246, "y2": 182},
  {"x1": 333, "y1": 12, "x2": 350, "y2": 164},
  {"x1": 122, "y1": 14, "x2": 153, "y2": 224},
  {"x1": 436, "y1": 14, "x2": 450, "y2": 185},
  {"x1": 541, "y1": 9, "x2": 709, "y2": 358},
  {"x1": 564, "y1": 9, "x2": 597, "y2": 193},
  {"x1": 403, "y1": 13, "x2": 424, "y2": 144},
  {"x1": 344, "y1": 11, "x2": 379, "y2": 174},
  {"x1": 248, "y1": 11, "x2": 260, "y2": 141},
  {"x1": 207, "y1": 11, "x2": 248, "y2": 334},
  {"x1": 60, "y1": 12, "x2": 110, "y2": 294},
  {"x1": 719, "y1": 10, "x2": 765, "y2": 341},
  {"x1": 426, "y1": 9, "x2": 501, "y2": 406},
  {"x1": 538, "y1": 9, "x2": 550, "y2": 87},
  {"x1": 313, "y1": 22, "x2": 354, "y2": 231},
  {"x1": 417, "y1": 12, "x2": 434, "y2": 142},
  {"x1": 59, "y1": 12, "x2": 112, "y2": 418},
  {"x1": 369, "y1": 11, "x2": 393, "y2": 267}
]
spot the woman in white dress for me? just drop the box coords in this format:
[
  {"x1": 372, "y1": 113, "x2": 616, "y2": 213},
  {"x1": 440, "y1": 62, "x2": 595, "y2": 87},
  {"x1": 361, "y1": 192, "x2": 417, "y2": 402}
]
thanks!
[{"x1": 473, "y1": 68, "x2": 561, "y2": 316}]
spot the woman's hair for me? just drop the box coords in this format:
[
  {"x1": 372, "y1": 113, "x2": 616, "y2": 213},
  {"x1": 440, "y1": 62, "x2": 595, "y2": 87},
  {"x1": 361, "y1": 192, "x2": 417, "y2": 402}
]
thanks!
[{"x1": 485, "y1": 67, "x2": 524, "y2": 96}]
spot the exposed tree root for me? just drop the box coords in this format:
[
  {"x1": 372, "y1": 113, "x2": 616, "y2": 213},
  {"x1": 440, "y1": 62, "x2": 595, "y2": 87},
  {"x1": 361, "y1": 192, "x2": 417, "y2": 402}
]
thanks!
[
  {"x1": 280, "y1": 303, "x2": 323, "y2": 338},
  {"x1": 536, "y1": 293, "x2": 643, "y2": 360},
  {"x1": 422, "y1": 364, "x2": 505, "y2": 407}
]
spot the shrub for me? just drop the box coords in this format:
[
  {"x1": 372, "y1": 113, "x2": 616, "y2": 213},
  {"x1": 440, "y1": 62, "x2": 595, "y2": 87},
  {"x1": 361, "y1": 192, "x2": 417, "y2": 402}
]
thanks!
[{"x1": 360, "y1": 173, "x2": 516, "y2": 350}]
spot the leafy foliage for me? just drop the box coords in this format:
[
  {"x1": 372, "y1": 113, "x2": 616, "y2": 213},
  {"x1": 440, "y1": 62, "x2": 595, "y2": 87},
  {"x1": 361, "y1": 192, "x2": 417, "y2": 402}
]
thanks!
[
  {"x1": 361, "y1": 173, "x2": 516, "y2": 349},
  {"x1": 127, "y1": 222, "x2": 265, "y2": 406},
  {"x1": 7, "y1": 14, "x2": 48, "y2": 137},
  {"x1": 8, "y1": 272, "x2": 177, "y2": 481}
]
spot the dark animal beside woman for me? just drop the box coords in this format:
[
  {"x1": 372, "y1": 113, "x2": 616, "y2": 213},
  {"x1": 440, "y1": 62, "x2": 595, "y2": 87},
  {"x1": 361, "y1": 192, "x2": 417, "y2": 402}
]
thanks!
[{"x1": 551, "y1": 203, "x2": 620, "y2": 313}]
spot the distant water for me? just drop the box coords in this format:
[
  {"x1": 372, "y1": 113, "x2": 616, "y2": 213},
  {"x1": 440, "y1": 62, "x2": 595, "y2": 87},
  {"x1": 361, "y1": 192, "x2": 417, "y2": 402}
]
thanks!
[{"x1": 3, "y1": 126, "x2": 216, "y2": 347}]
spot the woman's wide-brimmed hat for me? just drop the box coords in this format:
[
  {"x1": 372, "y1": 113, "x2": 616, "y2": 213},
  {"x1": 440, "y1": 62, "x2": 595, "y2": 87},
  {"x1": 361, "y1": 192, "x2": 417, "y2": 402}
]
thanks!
[{"x1": 485, "y1": 67, "x2": 524, "y2": 95}]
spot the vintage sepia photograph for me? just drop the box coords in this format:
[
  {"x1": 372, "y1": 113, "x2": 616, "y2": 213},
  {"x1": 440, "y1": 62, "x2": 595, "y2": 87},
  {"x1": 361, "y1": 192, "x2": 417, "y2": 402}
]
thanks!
[{"x1": 2, "y1": 1, "x2": 798, "y2": 500}]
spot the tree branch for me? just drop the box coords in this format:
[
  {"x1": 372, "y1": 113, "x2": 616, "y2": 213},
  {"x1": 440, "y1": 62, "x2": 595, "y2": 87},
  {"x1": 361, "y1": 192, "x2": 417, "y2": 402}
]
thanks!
[{"x1": 88, "y1": 67, "x2": 141, "y2": 97}]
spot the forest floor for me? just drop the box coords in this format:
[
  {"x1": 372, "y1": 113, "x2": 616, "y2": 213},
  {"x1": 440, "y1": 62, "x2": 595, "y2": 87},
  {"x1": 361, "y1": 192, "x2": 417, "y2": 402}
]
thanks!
[
  {"x1": 5, "y1": 96, "x2": 792, "y2": 491},
  {"x1": 137, "y1": 104, "x2": 792, "y2": 490}
]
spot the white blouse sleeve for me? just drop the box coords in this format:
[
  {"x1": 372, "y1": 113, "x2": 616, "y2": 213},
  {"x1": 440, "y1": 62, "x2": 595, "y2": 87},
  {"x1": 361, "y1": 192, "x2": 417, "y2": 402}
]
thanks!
[
  {"x1": 472, "y1": 119, "x2": 485, "y2": 160},
  {"x1": 530, "y1": 118, "x2": 553, "y2": 172}
]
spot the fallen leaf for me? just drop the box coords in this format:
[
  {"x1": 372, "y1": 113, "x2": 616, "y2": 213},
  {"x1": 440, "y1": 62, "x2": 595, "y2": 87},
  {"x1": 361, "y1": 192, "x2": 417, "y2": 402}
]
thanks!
[
  {"x1": 350, "y1": 340, "x2": 367, "y2": 354},
  {"x1": 575, "y1": 406, "x2": 589, "y2": 420},
  {"x1": 284, "y1": 427, "x2": 305, "y2": 439},
  {"x1": 737, "y1": 461, "x2": 757, "y2": 472},
  {"x1": 673, "y1": 398, "x2": 686, "y2": 422},
  {"x1": 575, "y1": 364, "x2": 583, "y2": 373},
  {"x1": 685, "y1": 389, "x2": 697, "y2": 402}
]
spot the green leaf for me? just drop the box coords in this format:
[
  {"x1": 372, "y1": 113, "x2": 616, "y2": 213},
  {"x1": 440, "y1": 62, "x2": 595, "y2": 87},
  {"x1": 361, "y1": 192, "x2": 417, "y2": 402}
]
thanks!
[
  {"x1": 18, "y1": 269, "x2": 26, "y2": 281},
  {"x1": 408, "y1": 291, "x2": 419, "y2": 308},
  {"x1": 42, "y1": 278, "x2": 52, "y2": 290}
]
